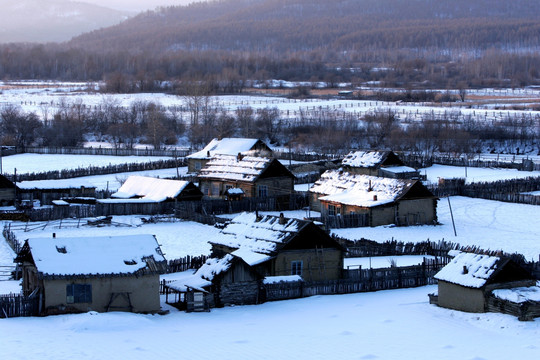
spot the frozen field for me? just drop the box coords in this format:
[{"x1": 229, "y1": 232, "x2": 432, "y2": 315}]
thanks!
[{"x1": 421, "y1": 164, "x2": 540, "y2": 184}]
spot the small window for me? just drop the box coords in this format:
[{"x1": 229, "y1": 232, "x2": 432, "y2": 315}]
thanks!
[
  {"x1": 211, "y1": 183, "x2": 220, "y2": 196},
  {"x1": 66, "y1": 284, "x2": 92, "y2": 304},
  {"x1": 328, "y1": 204, "x2": 336, "y2": 216},
  {"x1": 195, "y1": 162, "x2": 202, "y2": 170},
  {"x1": 291, "y1": 260, "x2": 303, "y2": 276},
  {"x1": 258, "y1": 185, "x2": 268, "y2": 198}
]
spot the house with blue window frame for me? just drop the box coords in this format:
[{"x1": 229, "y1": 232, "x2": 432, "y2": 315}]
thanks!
[{"x1": 15, "y1": 234, "x2": 167, "y2": 315}]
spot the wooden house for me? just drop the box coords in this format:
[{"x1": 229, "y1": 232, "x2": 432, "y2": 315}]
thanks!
[
  {"x1": 17, "y1": 179, "x2": 96, "y2": 206},
  {"x1": 15, "y1": 234, "x2": 167, "y2": 315},
  {"x1": 0, "y1": 174, "x2": 17, "y2": 205},
  {"x1": 208, "y1": 212, "x2": 345, "y2": 283},
  {"x1": 96, "y1": 176, "x2": 203, "y2": 215},
  {"x1": 187, "y1": 138, "x2": 273, "y2": 173},
  {"x1": 309, "y1": 170, "x2": 437, "y2": 226},
  {"x1": 342, "y1": 150, "x2": 419, "y2": 179},
  {"x1": 433, "y1": 252, "x2": 536, "y2": 313},
  {"x1": 198, "y1": 154, "x2": 295, "y2": 205}
]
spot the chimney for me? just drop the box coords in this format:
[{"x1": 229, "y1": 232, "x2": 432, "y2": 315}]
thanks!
[
  {"x1": 279, "y1": 212, "x2": 286, "y2": 225},
  {"x1": 52, "y1": 233, "x2": 56, "y2": 238},
  {"x1": 237, "y1": 152, "x2": 243, "y2": 162},
  {"x1": 368, "y1": 179, "x2": 372, "y2": 192},
  {"x1": 373, "y1": 194, "x2": 378, "y2": 201},
  {"x1": 462, "y1": 266, "x2": 468, "y2": 274},
  {"x1": 206, "y1": 150, "x2": 210, "y2": 158}
]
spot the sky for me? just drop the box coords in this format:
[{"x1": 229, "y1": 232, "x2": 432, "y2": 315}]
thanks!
[{"x1": 78, "y1": 0, "x2": 200, "y2": 12}]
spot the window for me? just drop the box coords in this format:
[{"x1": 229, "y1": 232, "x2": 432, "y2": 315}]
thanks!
[
  {"x1": 195, "y1": 162, "x2": 202, "y2": 171},
  {"x1": 258, "y1": 185, "x2": 268, "y2": 198},
  {"x1": 66, "y1": 284, "x2": 92, "y2": 304},
  {"x1": 291, "y1": 260, "x2": 303, "y2": 276},
  {"x1": 211, "y1": 183, "x2": 220, "y2": 196},
  {"x1": 328, "y1": 204, "x2": 336, "y2": 216}
]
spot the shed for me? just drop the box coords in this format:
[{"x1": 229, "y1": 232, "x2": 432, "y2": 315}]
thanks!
[
  {"x1": 187, "y1": 138, "x2": 273, "y2": 173},
  {"x1": 17, "y1": 179, "x2": 96, "y2": 206},
  {"x1": 15, "y1": 234, "x2": 167, "y2": 315},
  {"x1": 0, "y1": 174, "x2": 17, "y2": 205},
  {"x1": 433, "y1": 252, "x2": 535, "y2": 313},
  {"x1": 110, "y1": 176, "x2": 202, "y2": 202},
  {"x1": 342, "y1": 150, "x2": 419, "y2": 179}
]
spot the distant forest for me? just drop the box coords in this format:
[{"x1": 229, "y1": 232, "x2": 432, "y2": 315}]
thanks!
[{"x1": 1, "y1": 0, "x2": 540, "y2": 89}]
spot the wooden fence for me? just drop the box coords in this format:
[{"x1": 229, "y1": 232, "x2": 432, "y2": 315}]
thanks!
[
  {"x1": 486, "y1": 296, "x2": 540, "y2": 321},
  {"x1": 401, "y1": 153, "x2": 540, "y2": 171},
  {"x1": 19, "y1": 146, "x2": 191, "y2": 157},
  {"x1": 0, "y1": 292, "x2": 40, "y2": 318},
  {"x1": 335, "y1": 237, "x2": 461, "y2": 258},
  {"x1": 310, "y1": 213, "x2": 369, "y2": 229},
  {"x1": 429, "y1": 177, "x2": 540, "y2": 206},
  {"x1": 264, "y1": 258, "x2": 448, "y2": 302}
]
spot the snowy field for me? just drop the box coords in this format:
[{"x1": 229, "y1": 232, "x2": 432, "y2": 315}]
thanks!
[
  {"x1": 1, "y1": 154, "x2": 173, "y2": 176},
  {"x1": 421, "y1": 164, "x2": 540, "y2": 184},
  {"x1": 333, "y1": 196, "x2": 540, "y2": 261},
  {"x1": 3, "y1": 83, "x2": 540, "y2": 148},
  {"x1": 1, "y1": 285, "x2": 539, "y2": 360}
]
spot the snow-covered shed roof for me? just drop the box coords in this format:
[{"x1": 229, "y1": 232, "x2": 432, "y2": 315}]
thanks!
[
  {"x1": 198, "y1": 155, "x2": 275, "y2": 182},
  {"x1": 379, "y1": 166, "x2": 418, "y2": 174},
  {"x1": 19, "y1": 234, "x2": 166, "y2": 277},
  {"x1": 310, "y1": 170, "x2": 427, "y2": 207},
  {"x1": 165, "y1": 269, "x2": 212, "y2": 293},
  {"x1": 187, "y1": 138, "x2": 266, "y2": 159},
  {"x1": 342, "y1": 150, "x2": 403, "y2": 168},
  {"x1": 17, "y1": 178, "x2": 95, "y2": 190},
  {"x1": 195, "y1": 254, "x2": 235, "y2": 281},
  {"x1": 209, "y1": 212, "x2": 305, "y2": 256},
  {"x1": 111, "y1": 176, "x2": 192, "y2": 202},
  {"x1": 434, "y1": 252, "x2": 501, "y2": 288}
]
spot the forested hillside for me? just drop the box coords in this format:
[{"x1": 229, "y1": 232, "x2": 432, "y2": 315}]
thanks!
[
  {"x1": 1, "y1": 0, "x2": 539, "y2": 87},
  {"x1": 69, "y1": 0, "x2": 540, "y2": 54}
]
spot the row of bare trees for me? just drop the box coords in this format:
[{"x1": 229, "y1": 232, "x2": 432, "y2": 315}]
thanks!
[{"x1": 2, "y1": 96, "x2": 539, "y2": 155}]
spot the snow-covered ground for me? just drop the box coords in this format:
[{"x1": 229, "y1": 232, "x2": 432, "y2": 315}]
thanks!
[
  {"x1": 1, "y1": 285, "x2": 539, "y2": 360},
  {"x1": 1, "y1": 154, "x2": 173, "y2": 176},
  {"x1": 421, "y1": 164, "x2": 540, "y2": 184},
  {"x1": 344, "y1": 255, "x2": 436, "y2": 269},
  {"x1": 333, "y1": 196, "x2": 540, "y2": 261}
]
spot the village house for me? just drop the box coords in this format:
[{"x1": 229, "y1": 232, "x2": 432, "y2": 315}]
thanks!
[
  {"x1": 433, "y1": 251, "x2": 536, "y2": 314},
  {"x1": 0, "y1": 174, "x2": 17, "y2": 206},
  {"x1": 341, "y1": 150, "x2": 420, "y2": 179},
  {"x1": 15, "y1": 234, "x2": 167, "y2": 315},
  {"x1": 197, "y1": 154, "x2": 295, "y2": 205},
  {"x1": 17, "y1": 179, "x2": 96, "y2": 206},
  {"x1": 309, "y1": 170, "x2": 437, "y2": 226},
  {"x1": 164, "y1": 212, "x2": 344, "y2": 308},
  {"x1": 186, "y1": 137, "x2": 273, "y2": 173},
  {"x1": 209, "y1": 212, "x2": 345, "y2": 282}
]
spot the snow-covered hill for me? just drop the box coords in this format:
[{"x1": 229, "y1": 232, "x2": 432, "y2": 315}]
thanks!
[{"x1": 0, "y1": 0, "x2": 131, "y2": 43}]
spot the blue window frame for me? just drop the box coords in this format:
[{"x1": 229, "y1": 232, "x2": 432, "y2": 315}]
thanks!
[
  {"x1": 66, "y1": 284, "x2": 92, "y2": 303},
  {"x1": 291, "y1": 260, "x2": 303, "y2": 276}
]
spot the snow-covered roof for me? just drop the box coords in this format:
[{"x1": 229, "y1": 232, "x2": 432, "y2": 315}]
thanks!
[
  {"x1": 198, "y1": 155, "x2": 273, "y2": 182},
  {"x1": 187, "y1": 138, "x2": 263, "y2": 159},
  {"x1": 380, "y1": 166, "x2": 418, "y2": 174},
  {"x1": 434, "y1": 252, "x2": 500, "y2": 288},
  {"x1": 111, "y1": 176, "x2": 191, "y2": 202},
  {"x1": 165, "y1": 270, "x2": 212, "y2": 293},
  {"x1": 231, "y1": 247, "x2": 273, "y2": 266},
  {"x1": 17, "y1": 179, "x2": 96, "y2": 190},
  {"x1": 311, "y1": 170, "x2": 416, "y2": 207},
  {"x1": 342, "y1": 150, "x2": 388, "y2": 168},
  {"x1": 209, "y1": 212, "x2": 304, "y2": 256},
  {"x1": 263, "y1": 275, "x2": 303, "y2": 284},
  {"x1": 492, "y1": 284, "x2": 540, "y2": 303},
  {"x1": 195, "y1": 254, "x2": 235, "y2": 281},
  {"x1": 24, "y1": 234, "x2": 166, "y2": 277}
]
